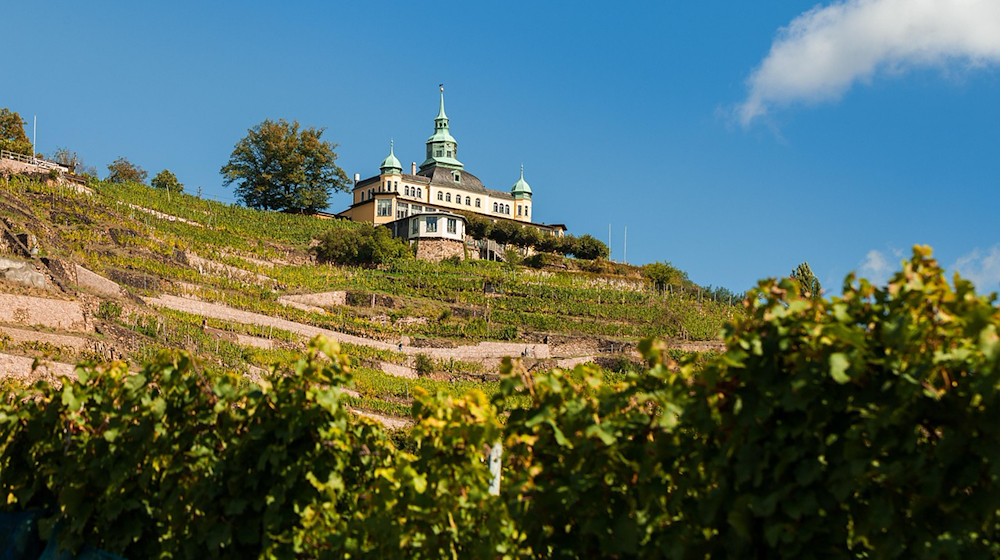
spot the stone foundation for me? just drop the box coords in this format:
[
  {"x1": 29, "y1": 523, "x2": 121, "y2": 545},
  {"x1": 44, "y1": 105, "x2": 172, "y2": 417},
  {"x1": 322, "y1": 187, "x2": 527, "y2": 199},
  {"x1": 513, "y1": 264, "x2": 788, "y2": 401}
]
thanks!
[{"x1": 413, "y1": 238, "x2": 464, "y2": 262}]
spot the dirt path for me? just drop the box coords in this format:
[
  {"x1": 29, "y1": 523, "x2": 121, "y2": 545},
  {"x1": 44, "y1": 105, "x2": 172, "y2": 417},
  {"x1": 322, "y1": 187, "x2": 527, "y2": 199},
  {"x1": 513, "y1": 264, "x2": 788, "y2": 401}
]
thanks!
[{"x1": 145, "y1": 295, "x2": 557, "y2": 361}]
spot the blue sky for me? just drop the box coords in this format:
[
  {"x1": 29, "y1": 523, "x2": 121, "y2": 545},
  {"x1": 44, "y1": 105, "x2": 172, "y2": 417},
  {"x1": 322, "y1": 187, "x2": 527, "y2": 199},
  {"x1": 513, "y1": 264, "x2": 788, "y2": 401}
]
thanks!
[{"x1": 5, "y1": 0, "x2": 1000, "y2": 294}]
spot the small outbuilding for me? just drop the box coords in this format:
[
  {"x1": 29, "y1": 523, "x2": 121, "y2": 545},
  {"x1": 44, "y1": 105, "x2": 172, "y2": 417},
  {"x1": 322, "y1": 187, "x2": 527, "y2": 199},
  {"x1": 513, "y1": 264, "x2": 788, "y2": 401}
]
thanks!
[{"x1": 385, "y1": 211, "x2": 468, "y2": 262}]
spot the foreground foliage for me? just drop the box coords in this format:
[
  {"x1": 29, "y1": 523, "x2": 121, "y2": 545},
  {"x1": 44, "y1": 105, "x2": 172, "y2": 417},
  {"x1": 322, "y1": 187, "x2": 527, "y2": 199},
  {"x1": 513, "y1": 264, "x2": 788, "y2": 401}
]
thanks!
[{"x1": 0, "y1": 247, "x2": 997, "y2": 559}]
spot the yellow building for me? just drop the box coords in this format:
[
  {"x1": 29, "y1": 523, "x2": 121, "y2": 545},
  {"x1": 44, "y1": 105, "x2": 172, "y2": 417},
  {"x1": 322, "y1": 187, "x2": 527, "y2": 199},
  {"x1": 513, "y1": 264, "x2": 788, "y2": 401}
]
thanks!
[{"x1": 337, "y1": 90, "x2": 565, "y2": 236}]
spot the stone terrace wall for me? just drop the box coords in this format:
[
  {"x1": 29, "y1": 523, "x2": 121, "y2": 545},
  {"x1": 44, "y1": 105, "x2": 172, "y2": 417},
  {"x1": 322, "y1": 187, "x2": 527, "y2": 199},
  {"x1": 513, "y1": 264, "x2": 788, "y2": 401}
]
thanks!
[
  {"x1": 414, "y1": 238, "x2": 464, "y2": 262},
  {"x1": 0, "y1": 294, "x2": 89, "y2": 331}
]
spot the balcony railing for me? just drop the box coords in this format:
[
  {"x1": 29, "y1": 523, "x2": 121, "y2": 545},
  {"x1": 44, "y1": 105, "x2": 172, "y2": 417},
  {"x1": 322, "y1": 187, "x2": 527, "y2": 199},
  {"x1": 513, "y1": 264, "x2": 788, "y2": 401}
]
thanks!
[{"x1": 0, "y1": 150, "x2": 69, "y2": 173}]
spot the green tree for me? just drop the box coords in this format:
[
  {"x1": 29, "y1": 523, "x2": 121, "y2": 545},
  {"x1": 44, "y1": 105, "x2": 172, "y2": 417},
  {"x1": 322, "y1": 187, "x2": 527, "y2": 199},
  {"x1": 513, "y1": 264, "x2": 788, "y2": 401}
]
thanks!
[
  {"x1": 220, "y1": 119, "x2": 349, "y2": 213},
  {"x1": 641, "y1": 260, "x2": 691, "y2": 292},
  {"x1": 151, "y1": 169, "x2": 184, "y2": 193},
  {"x1": 105, "y1": 156, "x2": 148, "y2": 184},
  {"x1": 571, "y1": 234, "x2": 610, "y2": 260},
  {"x1": 790, "y1": 261, "x2": 822, "y2": 298},
  {"x1": 0, "y1": 108, "x2": 32, "y2": 156}
]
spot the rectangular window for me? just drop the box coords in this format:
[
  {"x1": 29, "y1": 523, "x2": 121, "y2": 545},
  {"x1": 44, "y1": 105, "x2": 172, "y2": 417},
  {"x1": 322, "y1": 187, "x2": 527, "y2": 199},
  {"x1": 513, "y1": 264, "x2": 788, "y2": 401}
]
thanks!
[
  {"x1": 412, "y1": 219, "x2": 419, "y2": 234},
  {"x1": 435, "y1": 150, "x2": 443, "y2": 157},
  {"x1": 447, "y1": 218, "x2": 457, "y2": 234},
  {"x1": 412, "y1": 205, "x2": 422, "y2": 213},
  {"x1": 425, "y1": 217, "x2": 437, "y2": 233},
  {"x1": 377, "y1": 199, "x2": 392, "y2": 217},
  {"x1": 518, "y1": 205, "x2": 522, "y2": 216}
]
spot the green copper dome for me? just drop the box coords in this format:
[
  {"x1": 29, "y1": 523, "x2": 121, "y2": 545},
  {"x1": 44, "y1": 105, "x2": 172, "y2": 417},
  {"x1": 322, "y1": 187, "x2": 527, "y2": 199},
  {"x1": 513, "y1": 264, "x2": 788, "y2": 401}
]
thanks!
[
  {"x1": 511, "y1": 165, "x2": 532, "y2": 198},
  {"x1": 379, "y1": 140, "x2": 402, "y2": 173}
]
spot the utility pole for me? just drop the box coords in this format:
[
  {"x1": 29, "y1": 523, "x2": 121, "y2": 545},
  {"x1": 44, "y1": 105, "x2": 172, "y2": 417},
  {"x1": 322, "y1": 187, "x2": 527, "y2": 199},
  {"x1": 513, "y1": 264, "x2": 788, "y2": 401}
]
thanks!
[
  {"x1": 32, "y1": 116, "x2": 36, "y2": 162},
  {"x1": 624, "y1": 226, "x2": 628, "y2": 264},
  {"x1": 609, "y1": 223, "x2": 612, "y2": 261}
]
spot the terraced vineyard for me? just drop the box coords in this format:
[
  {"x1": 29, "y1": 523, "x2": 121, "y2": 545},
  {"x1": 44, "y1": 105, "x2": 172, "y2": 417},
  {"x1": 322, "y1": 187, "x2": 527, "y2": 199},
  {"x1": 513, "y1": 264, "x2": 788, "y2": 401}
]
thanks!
[{"x1": 0, "y1": 176, "x2": 738, "y2": 422}]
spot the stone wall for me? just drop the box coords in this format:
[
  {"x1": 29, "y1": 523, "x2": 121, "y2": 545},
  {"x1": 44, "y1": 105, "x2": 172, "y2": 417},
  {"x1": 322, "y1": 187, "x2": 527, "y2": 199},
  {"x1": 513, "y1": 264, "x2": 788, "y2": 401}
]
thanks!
[
  {"x1": 0, "y1": 294, "x2": 89, "y2": 331},
  {"x1": 414, "y1": 238, "x2": 464, "y2": 262},
  {"x1": 75, "y1": 265, "x2": 123, "y2": 298}
]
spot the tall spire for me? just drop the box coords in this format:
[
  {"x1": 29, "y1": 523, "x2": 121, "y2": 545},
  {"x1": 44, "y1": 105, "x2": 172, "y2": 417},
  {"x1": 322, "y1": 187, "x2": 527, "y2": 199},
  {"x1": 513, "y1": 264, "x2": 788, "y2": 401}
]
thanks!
[
  {"x1": 420, "y1": 86, "x2": 463, "y2": 171},
  {"x1": 437, "y1": 85, "x2": 448, "y2": 121}
]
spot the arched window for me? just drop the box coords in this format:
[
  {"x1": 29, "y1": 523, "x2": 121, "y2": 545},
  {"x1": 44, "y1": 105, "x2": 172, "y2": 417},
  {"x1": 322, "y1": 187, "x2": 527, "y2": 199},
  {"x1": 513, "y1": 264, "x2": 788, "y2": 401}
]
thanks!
[
  {"x1": 493, "y1": 202, "x2": 498, "y2": 212},
  {"x1": 437, "y1": 192, "x2": 443, "y2": 201},
  {"x1": 417, "y1": 188, "x2": 422, "y2": 198},
  {"x1": 446, "y1": 193, "x2": 451, "y2": 202},
  {"x1": 465, "y1": 196, "x2": 471, "y2": 205},
  {"x1": 525, "y1": 206, "x2": 529, "y2": 218},
  {"x1": 505, "y1": 204, "x2": 510, "y2": 214},
  {"x1": 517, "y1": 205, "x2": 522, "y2": 216},
  {"x1": 475, "y1": 198, "x2": 481, "y2": 208}
]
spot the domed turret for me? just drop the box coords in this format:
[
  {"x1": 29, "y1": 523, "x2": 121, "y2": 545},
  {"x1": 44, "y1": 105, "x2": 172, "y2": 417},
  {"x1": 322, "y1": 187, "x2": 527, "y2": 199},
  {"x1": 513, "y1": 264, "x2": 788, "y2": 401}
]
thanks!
[
  {"x1": 379, "y1": 140, "x2": 402, "y2": 174},
  {"x1": 511, "y1": 165, "x2": 532, "y2": 198},
  {"x1": 419, "y1": 87, "x2": 464, "y2": 171}
]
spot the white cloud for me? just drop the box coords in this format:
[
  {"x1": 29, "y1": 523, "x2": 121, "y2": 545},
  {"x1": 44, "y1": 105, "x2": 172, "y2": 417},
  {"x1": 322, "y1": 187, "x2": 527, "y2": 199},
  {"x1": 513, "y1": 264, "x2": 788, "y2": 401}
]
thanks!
[
  {"x1": 952, "y1": 245, "x2": 1000, "y2": 293},
  {"x1": 739, "y1": 0, "x2": 1000, "y2": 125},
  {"x1": 858, "y1": 248, "x2": 902, "y2": 286}
]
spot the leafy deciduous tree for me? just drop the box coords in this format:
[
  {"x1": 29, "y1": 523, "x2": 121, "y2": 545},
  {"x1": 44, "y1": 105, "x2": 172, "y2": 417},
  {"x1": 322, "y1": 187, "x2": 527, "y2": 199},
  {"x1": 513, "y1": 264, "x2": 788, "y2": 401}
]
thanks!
[
  {"x1": 151, "y1": 169, "x2": 183, "y2": 193},
  {"x1": 105, "y1": 157, "x2": 148, "y2": 184},
  {"x1": 0, "y1": 108, "x2": 32, "y2": 156},
  {"x1": 220, "y1": 119, "x2": 350, "y2": 213}
]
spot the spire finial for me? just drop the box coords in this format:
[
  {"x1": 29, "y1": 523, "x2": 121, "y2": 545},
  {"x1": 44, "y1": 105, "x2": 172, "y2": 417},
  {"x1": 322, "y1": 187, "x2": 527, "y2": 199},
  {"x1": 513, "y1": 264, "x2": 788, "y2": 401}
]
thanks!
[
  {"x1": 436, "y1": 85, "x2": 448, "y2": 120},
  {"x1": 520, "y1": 164, "x2": 524, "y2": 178},
  {"x1": 390, "y1": 138, "x2": 394, "y2": 153}
]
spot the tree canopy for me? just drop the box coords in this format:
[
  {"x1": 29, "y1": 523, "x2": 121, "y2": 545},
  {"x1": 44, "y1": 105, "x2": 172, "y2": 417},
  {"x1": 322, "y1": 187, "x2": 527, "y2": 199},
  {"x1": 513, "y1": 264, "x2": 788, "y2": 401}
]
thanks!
[
  {"x1": 105, "y1": 157, "x2": 148, "y2": 184},
  {"x1": 49, "y1": 147, "x2": 97, "y2": 177},
  {"x1": 151, "y1": 169, "x2": 183, "y2": 193},
  {"x1": 220, "y1": 119, "x2": 350, "y2": 213},
  {"x1": 0, "y1": 108, "x2": 32, "y2": 156}
]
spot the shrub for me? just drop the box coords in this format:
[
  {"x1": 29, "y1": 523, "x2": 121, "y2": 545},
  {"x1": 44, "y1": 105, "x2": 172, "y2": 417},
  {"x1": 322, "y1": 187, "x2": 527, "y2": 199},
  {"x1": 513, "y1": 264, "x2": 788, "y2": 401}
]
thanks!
[
  {"x1": 314, "y1": 223, "x2": 411, "y2": 266},
  {"x1": 414, "y1": 353, "x2": 434, "y2": 376}
]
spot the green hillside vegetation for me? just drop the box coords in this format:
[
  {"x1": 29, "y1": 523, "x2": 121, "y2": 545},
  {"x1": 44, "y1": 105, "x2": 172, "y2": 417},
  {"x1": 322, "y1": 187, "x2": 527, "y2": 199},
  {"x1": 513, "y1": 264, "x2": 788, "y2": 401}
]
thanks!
[
  {"x1": 1, "y1": 176, "x2": 741, "y2": 348},
  {"x1": 1, "y1": 248, "x2": 997, "y2": 559},
  {"x1": 0, "y1": 175, "x2": 737, "y2": 424}
]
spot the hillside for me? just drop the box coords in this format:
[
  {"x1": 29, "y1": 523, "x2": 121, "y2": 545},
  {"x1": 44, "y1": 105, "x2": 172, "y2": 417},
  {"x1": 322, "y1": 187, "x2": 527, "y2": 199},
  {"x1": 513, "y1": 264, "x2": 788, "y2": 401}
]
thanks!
[{"x1": 0, "y1": 175, "x2": 740, "y2": 420}]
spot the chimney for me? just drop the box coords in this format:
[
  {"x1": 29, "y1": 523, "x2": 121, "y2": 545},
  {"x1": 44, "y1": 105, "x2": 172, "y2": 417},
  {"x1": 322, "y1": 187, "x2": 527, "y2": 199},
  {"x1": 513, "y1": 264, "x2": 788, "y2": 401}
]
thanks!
[
  {"x1": 353, "y1": 173, "x2": 360, "y2": 185},
  {"x1": 411, "y1": 162, "x2": 416, "y2": 174}
]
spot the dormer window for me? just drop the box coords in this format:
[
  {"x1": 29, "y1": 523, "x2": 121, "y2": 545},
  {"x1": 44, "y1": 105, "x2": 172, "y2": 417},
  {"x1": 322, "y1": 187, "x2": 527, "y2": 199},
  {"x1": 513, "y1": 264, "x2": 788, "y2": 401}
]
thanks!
[{"x1": 452, "y1": 170, "x2": 461, "y2": 182}]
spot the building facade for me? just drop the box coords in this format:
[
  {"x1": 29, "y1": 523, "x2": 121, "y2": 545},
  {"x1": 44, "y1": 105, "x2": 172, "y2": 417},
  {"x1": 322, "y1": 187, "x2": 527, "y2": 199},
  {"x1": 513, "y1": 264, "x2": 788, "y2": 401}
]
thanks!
[{"x1": 337, "y1": 90, "x2": 565, "y2": 236}]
